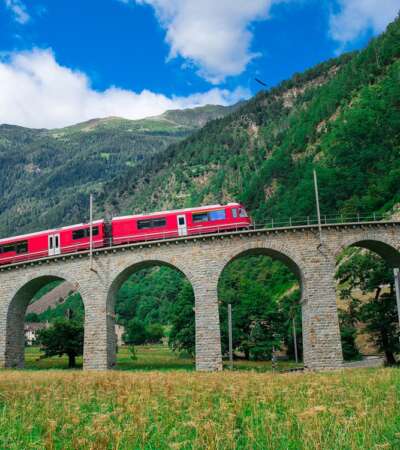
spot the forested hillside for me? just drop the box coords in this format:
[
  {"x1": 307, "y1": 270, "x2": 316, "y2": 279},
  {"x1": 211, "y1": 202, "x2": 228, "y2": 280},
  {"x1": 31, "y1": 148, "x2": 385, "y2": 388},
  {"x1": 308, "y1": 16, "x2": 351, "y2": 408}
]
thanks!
[
  {"x1": 98, "y1": 16, "x2": 400, "y2": 361},
  {"x1": 0, "y1": 104, "x2": 236, "y2": 236},
  {"x1": 23, "y1": 16, "x2": 400, "y2": 362},
  {"x1": 5, "y1": 17, "x2": 400, "y2": 236},
  {"x1": 100, "y1": 17, "x2": 400, "y2": 223}
]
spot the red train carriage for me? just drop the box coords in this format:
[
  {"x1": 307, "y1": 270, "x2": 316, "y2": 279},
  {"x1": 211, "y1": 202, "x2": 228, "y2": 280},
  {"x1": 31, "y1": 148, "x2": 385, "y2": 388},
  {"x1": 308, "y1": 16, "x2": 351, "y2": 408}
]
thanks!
[
  {"x1": 111, "y1": 203, "x2": 251, "y2": 245},
  {"x1": 0, "y1": 203, "x2": 251, "y2": 265},
  {"x1": 0, "y1": 220, "x2": 105, "y2": 266}
]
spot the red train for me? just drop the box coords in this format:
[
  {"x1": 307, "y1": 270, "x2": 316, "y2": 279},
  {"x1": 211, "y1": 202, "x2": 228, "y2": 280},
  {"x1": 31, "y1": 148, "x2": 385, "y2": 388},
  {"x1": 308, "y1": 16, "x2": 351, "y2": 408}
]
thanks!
[{"x1": 0, "y1": 203, "x2": 251, "y2": 266}]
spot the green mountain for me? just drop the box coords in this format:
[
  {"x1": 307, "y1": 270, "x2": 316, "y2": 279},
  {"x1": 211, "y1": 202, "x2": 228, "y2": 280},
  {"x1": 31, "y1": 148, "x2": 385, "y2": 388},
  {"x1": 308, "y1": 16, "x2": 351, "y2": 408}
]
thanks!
[
  {"x1": 99, "y1": 17, "x2": 400, "y2": 224},
  {"x1": 5, "y1": 16, "x2": 400, "y2": 238},
  {"x1": 21, "y1": 16, "x2": 400, "y2": 362},
  {"x1": 95, "y1": 17, "x2": 400, "y2": 360},
  {"x1": 0, "y1": 104, "x2": 237, "y2": 236}
]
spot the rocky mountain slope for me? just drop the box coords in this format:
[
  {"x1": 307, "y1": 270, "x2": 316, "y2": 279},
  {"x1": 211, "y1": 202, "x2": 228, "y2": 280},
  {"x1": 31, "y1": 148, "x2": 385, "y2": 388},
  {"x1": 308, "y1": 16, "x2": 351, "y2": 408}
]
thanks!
[{"x1": 98, "y1": 16, "x2": 400, "y2": 224}]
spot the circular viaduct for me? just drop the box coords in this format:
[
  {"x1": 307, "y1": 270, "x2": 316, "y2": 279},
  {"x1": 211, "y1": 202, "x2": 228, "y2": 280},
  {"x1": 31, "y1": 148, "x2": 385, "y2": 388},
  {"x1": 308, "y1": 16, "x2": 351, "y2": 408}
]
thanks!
[{"x1": 0, "y1": 221, "x2": 399, "y2": 371}]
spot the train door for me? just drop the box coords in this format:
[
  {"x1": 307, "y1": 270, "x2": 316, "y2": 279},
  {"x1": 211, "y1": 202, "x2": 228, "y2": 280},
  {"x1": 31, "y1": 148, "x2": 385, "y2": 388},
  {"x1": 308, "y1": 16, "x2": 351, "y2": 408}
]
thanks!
[
  {"x1": 48, "y1": 233, "x2": 61, "y2": 256},
  {"x1": 177, "y1": 215, "x2": 187, "y2": 236}
]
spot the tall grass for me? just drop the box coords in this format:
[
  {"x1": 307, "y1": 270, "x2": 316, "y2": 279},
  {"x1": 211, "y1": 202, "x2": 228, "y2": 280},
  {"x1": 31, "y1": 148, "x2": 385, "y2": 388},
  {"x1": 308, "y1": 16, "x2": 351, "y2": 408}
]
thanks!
[{"x1": 0, "y1": 368, "x2": 399, "y2": 449}]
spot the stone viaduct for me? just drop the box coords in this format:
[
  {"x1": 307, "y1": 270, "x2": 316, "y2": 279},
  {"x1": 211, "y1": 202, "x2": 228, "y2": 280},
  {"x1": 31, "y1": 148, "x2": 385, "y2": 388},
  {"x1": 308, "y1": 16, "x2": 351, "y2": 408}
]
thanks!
[{"x1": 0, "y1": 221, "x2": 399, "y2": 371}]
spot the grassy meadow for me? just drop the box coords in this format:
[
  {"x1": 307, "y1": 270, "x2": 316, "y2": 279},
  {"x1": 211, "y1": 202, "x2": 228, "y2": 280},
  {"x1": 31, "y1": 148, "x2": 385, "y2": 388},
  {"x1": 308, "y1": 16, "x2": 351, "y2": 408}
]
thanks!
[
  {"x1": 0, "y1": 366, "x2": 399, "y2": 449},
  {"x1": 24, "y1": 345, "x2": 303, "y2": 372}
]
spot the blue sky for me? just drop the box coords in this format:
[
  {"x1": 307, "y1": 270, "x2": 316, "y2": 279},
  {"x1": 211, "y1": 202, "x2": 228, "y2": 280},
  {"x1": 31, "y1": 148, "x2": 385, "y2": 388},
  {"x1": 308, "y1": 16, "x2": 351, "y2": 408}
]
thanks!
[{"x1": 0, "y1": 0, "x2": 398, "y2": 128}]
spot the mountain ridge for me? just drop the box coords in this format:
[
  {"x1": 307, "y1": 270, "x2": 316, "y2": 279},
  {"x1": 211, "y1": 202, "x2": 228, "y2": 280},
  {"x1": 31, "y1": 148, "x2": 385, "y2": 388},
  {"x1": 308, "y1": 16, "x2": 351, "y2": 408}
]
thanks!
[
  {"x1": 1, "y1": 17, "x2": 400, "y2": 238},
  {"x1": 0, "y1": 103, "x2": 242, "y2": 132},
  {"x1": 0, "y1": 103, "x2": 239, "y2": 236}
]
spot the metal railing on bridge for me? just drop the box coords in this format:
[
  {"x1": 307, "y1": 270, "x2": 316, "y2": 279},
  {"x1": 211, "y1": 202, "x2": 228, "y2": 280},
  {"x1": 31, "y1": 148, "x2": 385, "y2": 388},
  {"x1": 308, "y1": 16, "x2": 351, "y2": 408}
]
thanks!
[
  {"x1": 0, "y1": 212, "x2": 396, "y2": 267},
  {"x1": 253, "y1": 212, "x2": 390, "y2": 230}
]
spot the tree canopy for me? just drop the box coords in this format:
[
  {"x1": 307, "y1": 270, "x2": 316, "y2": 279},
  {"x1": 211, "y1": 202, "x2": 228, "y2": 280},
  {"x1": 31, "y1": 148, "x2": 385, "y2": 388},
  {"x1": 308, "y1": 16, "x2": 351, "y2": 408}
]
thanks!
[
  {"x1": 336, "y1": 249, "x2": 400, "y2": 364},
  {"x1": 37, "y1": 319, "x2": 84, "y2": 368}
]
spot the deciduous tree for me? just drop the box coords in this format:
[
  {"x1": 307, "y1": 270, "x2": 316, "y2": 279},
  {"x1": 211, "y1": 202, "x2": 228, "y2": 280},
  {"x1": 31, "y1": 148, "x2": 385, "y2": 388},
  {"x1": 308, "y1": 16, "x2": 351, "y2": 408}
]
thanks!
[{"x1": 37, "y1": 319, "x2": 84, "y2": 368}]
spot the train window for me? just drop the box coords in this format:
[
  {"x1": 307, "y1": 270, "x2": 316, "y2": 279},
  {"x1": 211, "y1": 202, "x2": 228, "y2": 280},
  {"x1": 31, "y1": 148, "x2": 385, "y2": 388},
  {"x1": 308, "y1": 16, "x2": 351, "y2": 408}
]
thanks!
[
  {"x1": 72, "y1": 227, "x2": 99, "y2": 240},
  {"x1": 0, "y1": 240, "x2": 28, "y2": 254},
  {"x1": 232, "y1": 208, "x2": 238, "y2": 218},
  {"x1": 192, "y1": 213, "x2": 209, "y2": 222},
  {"x1": 138, "y1": 220, "x2": 152, "y2": 230},
  {"x1": 138, "y1": 218, "x2": 166, "y2": 229},
  {"x1": 178, "y1": 217, "x2": 185, "y2": 226},
  {"x1": 153, "y1": 218, "x2": 167, "y2": 228},
  {"x1": 16, "y1": 241, "x2": 28, "y2": 254},
  {"x1": 3, "y1": 244, "x2": 15, "y2": 253},
  {"x1": 193, "y1": 210, "x2": 227, "y2": 222},
  {"x1": 239, "y1": 208, "x2": 248, "y2": 218},
  {"x1": 209, "y1": 210, "x2": 226, "y2": 221},
  {"x1": 72, "y1": 229, "x2": 85, "y2": 240}
]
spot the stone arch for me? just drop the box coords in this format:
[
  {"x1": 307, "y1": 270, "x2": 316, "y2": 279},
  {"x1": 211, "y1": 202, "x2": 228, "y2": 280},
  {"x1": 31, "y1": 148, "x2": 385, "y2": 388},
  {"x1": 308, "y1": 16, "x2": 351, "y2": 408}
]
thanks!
[
  {"x1": 216, "y1": 240, "x2": 307, "y2": 365},
  {"x1": 105, "y1": 256, "x2": 195, "y2": 368},
  {"x1": 4, "y1": 269, "x2": 85, "y2": 368},
  {"x1": 333, "y1": 233, "x2": 400, "y2": 365},
  {"x1": 335, "y1": 234, "x2": 400, "y2": 267},
  {"x1": 217, "y1": 240, "x2": 306, "y2": 301},
  {"x1": 107, "y1": 257, "x2": 194, "y2": 311}
]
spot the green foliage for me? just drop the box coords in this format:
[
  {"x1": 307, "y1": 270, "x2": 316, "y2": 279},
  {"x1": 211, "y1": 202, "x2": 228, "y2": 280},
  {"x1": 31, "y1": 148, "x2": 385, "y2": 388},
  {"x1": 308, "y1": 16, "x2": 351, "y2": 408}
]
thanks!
[
  {"x1": 37, "y1": 319, "x2": 84, "y2": 368},
  {"x1": 336, "y1": 249, "x2": 400, "y2": 364},
  {"x1": 168, "y1": 282, "x2": 195, "y2": 356},
  {"x1": 128, "y1": 345, "x2": 137, "y2": 361},
  {"x1": 31, "y1": 292, "x2": 85, "y2": 324},
  {"x1": 25, "y1": 312, "x2": 40, "y2": 323},
  {"x1": 146, "y1": 323, "x2": 164, "y2": 344},
  {"x1": 116, "y1": 267, "x2": 185, "y2": 326},
  {"x1": 338, "y1": 308, "x2": 362, "y2": 361},
  {"x1": 123, "y1": 318, "x2": 147, "y2": 345},
  {"x1": 115, "y1": 256, "x2": 303, "y2": 361},
  {"x1": 219, "y1": 255, "x2": 302, "y2": 360},
  {"x1": 246, "y1": 321, "x2": 281, "y2": 361},
  {"x1": 123, "y1": 319, "x2": 165, "y2": 345},
  {"x1": 360, "y1": 293, "x2": 400, "y2": 364}
]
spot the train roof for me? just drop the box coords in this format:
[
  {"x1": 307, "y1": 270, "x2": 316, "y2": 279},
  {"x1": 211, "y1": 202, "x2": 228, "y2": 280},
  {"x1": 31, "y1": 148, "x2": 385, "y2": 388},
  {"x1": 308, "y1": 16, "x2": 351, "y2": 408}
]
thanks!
[
  {"x1": 112, "y1": 203, "x2": 242, "y2": 221},
  {"x1": 0, "y1": 219, "x2": 104, "y2": 244}
]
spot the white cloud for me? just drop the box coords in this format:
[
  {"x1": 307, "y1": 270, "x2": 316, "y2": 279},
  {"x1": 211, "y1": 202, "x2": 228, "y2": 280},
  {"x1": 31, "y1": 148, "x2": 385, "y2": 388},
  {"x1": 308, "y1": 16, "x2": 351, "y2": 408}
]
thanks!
[
  {"x1": 0, "y1": 49, "x2": 249, "y2": 129},
  {"x1": 4, "y1": 0, "x2": 30, "y2": 24},
  {"x1": 134, "y1": 0, "x2": 283, "y2": 83},
  {"x1": 330, "y1": 0, "x2": 399, "y2": 45}
]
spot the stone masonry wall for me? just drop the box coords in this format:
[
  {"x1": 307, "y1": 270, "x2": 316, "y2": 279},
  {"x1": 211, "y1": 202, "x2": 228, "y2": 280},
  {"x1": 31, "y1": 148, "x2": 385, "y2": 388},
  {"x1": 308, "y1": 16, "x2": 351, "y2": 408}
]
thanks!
[{"x1": 0, "y1": 222, "x2": 399, "y2": 371}]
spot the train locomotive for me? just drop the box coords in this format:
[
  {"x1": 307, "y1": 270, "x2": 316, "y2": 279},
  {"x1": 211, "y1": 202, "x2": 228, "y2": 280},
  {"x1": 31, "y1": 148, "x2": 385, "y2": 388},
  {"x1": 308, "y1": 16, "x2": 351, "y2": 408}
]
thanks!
[{"x1": 0, "y1": 203, "x2": 251, "y2": 266}]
